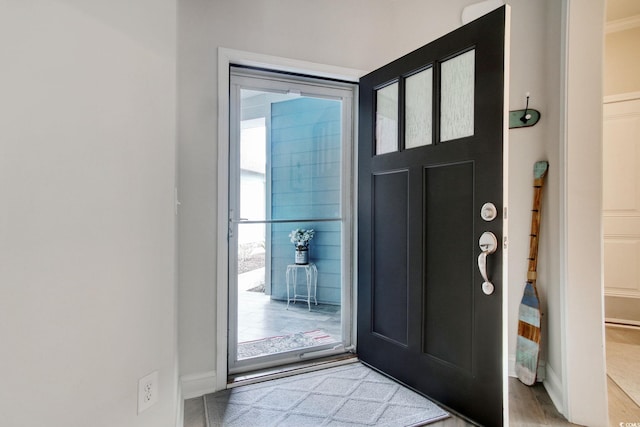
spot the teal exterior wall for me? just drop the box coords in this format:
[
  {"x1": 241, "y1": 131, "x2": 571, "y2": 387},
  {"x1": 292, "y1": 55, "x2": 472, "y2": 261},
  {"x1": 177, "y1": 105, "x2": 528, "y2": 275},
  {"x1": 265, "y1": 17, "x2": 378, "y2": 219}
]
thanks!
[{"x1": 269, "y1": 97, "x2": 342, "y2": 305}]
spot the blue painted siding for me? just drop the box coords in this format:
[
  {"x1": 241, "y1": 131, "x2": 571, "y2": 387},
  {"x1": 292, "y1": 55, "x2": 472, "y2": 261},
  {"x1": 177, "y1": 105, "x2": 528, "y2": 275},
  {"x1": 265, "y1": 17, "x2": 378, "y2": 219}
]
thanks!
[{"x1": 270, "y1": 98, "x2": 342, "y2": 305}]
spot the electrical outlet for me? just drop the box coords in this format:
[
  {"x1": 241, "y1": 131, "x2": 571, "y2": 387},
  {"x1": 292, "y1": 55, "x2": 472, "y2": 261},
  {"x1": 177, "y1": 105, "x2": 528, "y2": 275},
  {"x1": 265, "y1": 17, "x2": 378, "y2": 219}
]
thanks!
[{"x1": 138, "y1": 371, "x2": 159, "y2": 414}]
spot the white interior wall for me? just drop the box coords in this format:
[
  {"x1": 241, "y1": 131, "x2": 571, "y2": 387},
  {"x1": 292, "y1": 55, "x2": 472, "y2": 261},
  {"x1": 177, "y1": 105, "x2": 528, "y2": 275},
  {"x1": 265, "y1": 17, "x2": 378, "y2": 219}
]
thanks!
[
  {"x1": 542, "y1": 0, "x2": 565, "y2": 406},
  {"x1": 177, "y1": 0, "x2": 399, "y2": 382},
  {"x1": 604, "y1": 26, "x2": 640, "y2": 96},
  {"x1": 0, "y1": 1, "x2": 178, "y2": 426},
  {"x1": 504, "y1": 0, "x2": 557, "y2": 383},
  {"x1": 603, "y1": 20, "x2": 640, "y2": 325}
]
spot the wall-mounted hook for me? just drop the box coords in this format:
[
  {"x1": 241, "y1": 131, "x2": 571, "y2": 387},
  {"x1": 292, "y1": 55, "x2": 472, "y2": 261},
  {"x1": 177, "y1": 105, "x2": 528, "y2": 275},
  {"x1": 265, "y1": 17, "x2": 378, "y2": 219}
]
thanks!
[
  {"x1": 520, "y1": 92, "x2": 531, "y2": 123},
  {"x1": 509, "y1": 92, "x2": 541, "y2": 129}
]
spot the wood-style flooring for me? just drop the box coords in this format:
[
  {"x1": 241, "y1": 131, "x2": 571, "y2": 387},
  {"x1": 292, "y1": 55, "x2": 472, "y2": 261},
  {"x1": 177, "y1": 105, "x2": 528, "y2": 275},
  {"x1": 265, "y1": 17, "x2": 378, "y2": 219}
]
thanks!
[
  {"x1": 508, "y1": 378, "x2": 577, "y2": 427},
  {"x1": 184, "y1": 325, "x2": 640, "y2": 426},
  {"x1": 606, "y1": 324, "x2": 640, "y2": 427}
]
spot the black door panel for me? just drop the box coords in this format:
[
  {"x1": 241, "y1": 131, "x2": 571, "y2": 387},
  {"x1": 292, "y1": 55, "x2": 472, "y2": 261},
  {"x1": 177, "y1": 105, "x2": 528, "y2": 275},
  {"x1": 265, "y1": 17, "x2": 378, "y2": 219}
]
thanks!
[{"x1": 357, "y1": 7, "x2": 507, "y2": 426}]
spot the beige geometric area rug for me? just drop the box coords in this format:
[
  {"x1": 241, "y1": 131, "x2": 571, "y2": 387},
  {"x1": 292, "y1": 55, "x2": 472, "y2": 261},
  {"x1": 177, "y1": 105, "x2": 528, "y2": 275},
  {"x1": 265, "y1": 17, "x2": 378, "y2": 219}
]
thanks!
[
  {"x1": 607, "y1": 340, "x2": 640, "y2": 407},
  {"x1": 205, "y1": 362, "x2": 449, "y2": 427}
]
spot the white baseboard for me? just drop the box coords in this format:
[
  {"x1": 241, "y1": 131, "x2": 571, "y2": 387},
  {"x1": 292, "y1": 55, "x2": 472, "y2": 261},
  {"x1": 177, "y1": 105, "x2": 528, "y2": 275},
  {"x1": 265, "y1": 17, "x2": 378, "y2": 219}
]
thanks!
[
  {"x1": 175, "y1": 382, "x2": 184, "y2": 427},
  {"x1": 543, "y1": 363, "x2": 565, "y2": 416},
  {"x1": 605, "y1": 317, "x2": 640, "y2": 327},
  {"x1": 507, "y1": 353, "x2": 546, "y2": 381},
  {"x1": 181, "y1": 370, "x2": 217, "y2": 400},
  {"x1": 508, "y1": 354, "x2": 516, "y2": 377}
]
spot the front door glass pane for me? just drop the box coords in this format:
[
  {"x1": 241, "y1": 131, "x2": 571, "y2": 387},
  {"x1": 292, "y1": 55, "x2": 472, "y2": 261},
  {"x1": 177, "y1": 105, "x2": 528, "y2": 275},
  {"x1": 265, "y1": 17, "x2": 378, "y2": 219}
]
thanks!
[
  {"x1": 376, "y1": 82, "x2": 399, "y2": 154},
  {"x1": 405, "y1": 68, "x2": 433, "y2": 149},
  {"x1": 440, "y1": 49, "x2": 475, "y2": 142}
]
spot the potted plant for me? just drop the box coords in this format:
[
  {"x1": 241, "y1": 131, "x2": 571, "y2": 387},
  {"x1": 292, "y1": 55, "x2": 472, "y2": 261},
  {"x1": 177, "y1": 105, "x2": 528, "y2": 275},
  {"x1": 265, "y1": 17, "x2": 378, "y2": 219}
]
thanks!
[{"x1": 289, "y1": 228, "x2": 315, "y2": 264}]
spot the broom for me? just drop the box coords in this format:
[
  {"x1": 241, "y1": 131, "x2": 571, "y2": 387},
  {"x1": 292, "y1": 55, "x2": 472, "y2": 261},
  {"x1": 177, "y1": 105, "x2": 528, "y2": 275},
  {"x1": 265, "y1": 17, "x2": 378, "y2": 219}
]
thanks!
[{"x1": 515, "y1": 160, "x2": 548, "y2": 386}]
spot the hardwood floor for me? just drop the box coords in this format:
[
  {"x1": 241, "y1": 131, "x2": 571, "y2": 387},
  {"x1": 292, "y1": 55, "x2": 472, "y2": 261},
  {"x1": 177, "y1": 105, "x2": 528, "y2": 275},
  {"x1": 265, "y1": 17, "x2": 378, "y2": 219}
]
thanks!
[
  {"x1": 608, "y1": 376, "x2": 640, "y2": 427},
  {"x1": 606, "y1": 324, "x2": 640, "y2": 427},
  {"x1": 508, "y1": 378, "x2": 577, "y2": 427},
  {"x1": 184, "y1": 396, "x2": 206, "y2": 427}
]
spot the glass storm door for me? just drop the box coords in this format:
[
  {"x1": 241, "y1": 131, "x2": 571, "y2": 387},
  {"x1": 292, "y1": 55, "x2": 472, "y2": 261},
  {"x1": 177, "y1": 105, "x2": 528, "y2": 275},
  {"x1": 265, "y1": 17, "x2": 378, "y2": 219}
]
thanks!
[
  {"x1": 228, "y1": 68, "x2": 354, "y2": 374},
  {"x1": 357, "y1": 7, "x2": 508, "y2": 426}
]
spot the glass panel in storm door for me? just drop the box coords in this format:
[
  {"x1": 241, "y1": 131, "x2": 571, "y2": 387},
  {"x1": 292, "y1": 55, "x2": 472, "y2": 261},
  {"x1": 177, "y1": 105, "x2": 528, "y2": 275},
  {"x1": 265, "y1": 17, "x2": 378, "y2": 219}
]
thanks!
[
  {"x1": 235, "y1": 92, "x2": 343, "y2": 362},
  {"x1": 236, "y1": 220, "x2": 342, "y2": 361},
  {"x1": 440, "y1": 49, "x2": 475, "y2": 142},
  {"x1": 405, "y1": 68, "x2": 433, "y2": 149},
  {"x1": 375, "y1": 82, "x2": 399, "y2": 154}
]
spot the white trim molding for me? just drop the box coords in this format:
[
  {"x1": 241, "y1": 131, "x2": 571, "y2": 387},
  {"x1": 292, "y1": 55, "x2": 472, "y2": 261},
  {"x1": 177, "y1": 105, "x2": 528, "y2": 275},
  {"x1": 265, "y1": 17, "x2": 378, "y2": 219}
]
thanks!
[
  {"x1": 606, "y1": 14, "x2": 640, "y2": 34},
  {"x1": 604, "y1": 91, "x2": 640, "y2": 104},
  {"x1": 561, "y1": 0, "x2": 608, "y2": 425},
  {"x1": 605, "y1": 317, "x2": 640, "y2": 327},
  {"x1": 543, "y1": 363, "x2": 564, "y2": 415},
  {"x1": 180, "y1": 370, "x2": 217, "y2": 400},
  {"x1": 175, "y1": 384, "x2": 184, "y2": 427},
  {"x1": 605, "y1": 289, "x2": 640, "y2": 299},
  {"x1": 218, "y1": 48, "x2": 364, "y2": 83}
]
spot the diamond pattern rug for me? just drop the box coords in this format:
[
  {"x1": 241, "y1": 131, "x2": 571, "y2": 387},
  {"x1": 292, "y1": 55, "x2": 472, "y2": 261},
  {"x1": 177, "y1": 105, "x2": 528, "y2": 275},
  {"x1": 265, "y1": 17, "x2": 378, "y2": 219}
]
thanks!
[{"x1": 205, "y1": 362, "x2": 449, "y2": 426}]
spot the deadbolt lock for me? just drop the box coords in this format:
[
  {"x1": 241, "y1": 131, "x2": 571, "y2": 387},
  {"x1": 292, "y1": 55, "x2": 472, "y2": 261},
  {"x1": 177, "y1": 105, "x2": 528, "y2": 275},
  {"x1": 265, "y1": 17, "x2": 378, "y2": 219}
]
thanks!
[{"x1": 481, "y1": 202, "x2": 498, "y2": 222}]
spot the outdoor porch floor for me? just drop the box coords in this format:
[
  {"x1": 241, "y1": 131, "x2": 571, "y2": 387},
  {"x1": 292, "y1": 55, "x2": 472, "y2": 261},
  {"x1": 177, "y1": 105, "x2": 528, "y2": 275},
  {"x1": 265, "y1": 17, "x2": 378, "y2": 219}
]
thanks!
[{"x1": 236, "y1": 267, "x2": 342, "y2": 349}]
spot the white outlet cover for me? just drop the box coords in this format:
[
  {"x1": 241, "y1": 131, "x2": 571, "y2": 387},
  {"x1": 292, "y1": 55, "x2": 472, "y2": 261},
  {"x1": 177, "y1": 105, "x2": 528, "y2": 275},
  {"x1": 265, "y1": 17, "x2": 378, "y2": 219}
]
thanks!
[{"x1": 138, "y1": 370, "x2": 159, "y2": 414}]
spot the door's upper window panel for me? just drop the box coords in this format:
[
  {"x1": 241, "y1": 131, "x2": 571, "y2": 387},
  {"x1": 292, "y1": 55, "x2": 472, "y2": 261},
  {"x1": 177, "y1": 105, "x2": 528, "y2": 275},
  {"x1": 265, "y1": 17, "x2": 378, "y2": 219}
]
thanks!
[
  {"x1": 440, "y1": 49, "x2": 475, "y2": 142},
  {"x1": 405, "y1": 68, "x2": 433, "y2": 149},
  {"x1": 375, "y1": 82, "x2": 399, "y2": 155}
]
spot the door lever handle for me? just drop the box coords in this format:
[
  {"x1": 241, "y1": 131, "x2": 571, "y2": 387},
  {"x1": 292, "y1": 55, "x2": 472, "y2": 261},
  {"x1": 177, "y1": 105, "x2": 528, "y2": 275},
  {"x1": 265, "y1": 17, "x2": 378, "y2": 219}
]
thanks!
[{"x1": 478, "y1": 231, "x2": 498, "y2": 295}]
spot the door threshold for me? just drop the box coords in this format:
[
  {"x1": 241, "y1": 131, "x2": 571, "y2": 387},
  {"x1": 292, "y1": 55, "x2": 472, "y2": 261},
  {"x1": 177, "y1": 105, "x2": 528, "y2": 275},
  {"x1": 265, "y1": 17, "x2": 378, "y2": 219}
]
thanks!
[{"x1": 227, "y1": 353, "x2": 359, "y2": 389}]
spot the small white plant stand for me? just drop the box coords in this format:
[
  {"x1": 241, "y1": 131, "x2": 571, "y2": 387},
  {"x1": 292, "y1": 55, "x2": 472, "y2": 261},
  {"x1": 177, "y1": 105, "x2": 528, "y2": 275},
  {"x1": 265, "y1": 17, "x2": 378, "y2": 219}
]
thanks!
[{"x1": 285, "y1": 263, "x2": 318, "y2": 311}]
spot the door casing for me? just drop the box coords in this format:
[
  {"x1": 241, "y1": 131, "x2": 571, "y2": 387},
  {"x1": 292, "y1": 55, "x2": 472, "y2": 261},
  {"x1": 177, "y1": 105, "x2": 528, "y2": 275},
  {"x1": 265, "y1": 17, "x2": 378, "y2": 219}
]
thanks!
[{"x1": 216, "y1": 48, "x2": 363, "y2": 390}]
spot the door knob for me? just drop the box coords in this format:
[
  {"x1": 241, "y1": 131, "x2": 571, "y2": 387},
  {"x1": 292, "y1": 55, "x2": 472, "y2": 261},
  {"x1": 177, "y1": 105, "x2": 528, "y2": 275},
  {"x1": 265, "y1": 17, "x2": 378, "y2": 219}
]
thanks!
[{"x1": 478, "y1": 231, "x2": 498, "y2": 295}]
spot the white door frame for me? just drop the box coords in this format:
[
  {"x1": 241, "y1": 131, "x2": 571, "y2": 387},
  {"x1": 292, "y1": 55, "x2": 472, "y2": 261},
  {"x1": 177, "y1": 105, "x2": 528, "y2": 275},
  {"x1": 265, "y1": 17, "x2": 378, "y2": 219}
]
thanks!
[
  {"x1": 227, "y1": 67, "x2": 357, "y2": 374},
  {"x1": 559, "y1": 0, "x2": 608, "y2": 424},
  {"x1": 216, "y1": 48, "x2": 363, "y2": 390}
]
